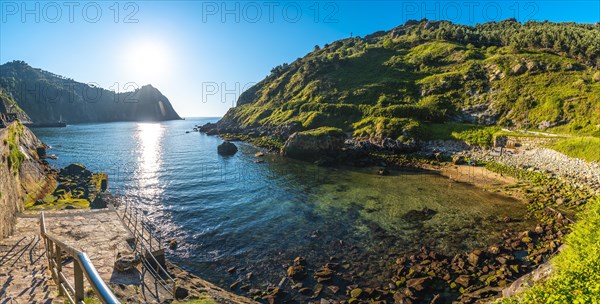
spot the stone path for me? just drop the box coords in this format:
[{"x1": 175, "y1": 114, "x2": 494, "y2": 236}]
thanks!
[
  {"x1": 1, "y1": 208, "x2": 255, "y2": 303},
  {"x1": 1, "y1": 209, "x2": 165, "y2": 303},
  {"x1": 43, "y1": 209, "x2": 134, "y2": 286},
  {"x1": 0, "y1": 216, "x2": 60, "y2": 304}
]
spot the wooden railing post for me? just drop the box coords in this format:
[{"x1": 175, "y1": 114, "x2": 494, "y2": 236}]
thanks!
[
  {"x1": 55, "y1": 243, "x2": 62, "y2": 272},
  {"x1": 74, "y1": 262, "x2": 84, "y2": 302},
  {"x1": 55, "y1": 243, "x2": 62, "y2": 296}
]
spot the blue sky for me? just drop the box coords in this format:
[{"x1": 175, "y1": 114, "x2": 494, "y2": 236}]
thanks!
[{"x1": 1, "y1": 1, "x2": 599, "y2": 117}]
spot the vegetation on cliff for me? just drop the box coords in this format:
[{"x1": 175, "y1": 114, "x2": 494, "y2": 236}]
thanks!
[
  {"x1": 215, "y1": 20, "x2": 599, "y2": 144},
  {"x1": 297, "y1": 126, "x2": 346, "y2": 137},
  {"x1": 5, "y1": 122, "x2": 25, "y2": 175},
  {"x1": 0, "y1": 122, "x2": 55, "y2": 238},
  {"x1": 550, "y1": 137, "x2": 600, "y2": 162},
  {"x1": 0, "y1": 88, "x2": 27, "y2": 117},
  {"x1": 0, "y1": 61, "x2": 182, "y2": 123}
]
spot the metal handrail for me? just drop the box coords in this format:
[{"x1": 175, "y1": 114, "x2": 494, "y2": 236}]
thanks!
[
  {"x1": 40, "y1": 211, "x2": 121, "y2": 304},
  {"x1": 119, "y1": 201, "x2": 177, "y2": 297}
]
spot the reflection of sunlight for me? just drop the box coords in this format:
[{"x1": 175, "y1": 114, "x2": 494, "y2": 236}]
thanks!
[{"x1": 133, "y1": 123, "x2": 164, "y2": 199}]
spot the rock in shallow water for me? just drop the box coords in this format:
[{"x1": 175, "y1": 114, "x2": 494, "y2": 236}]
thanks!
[
  {"x1": 402, "y1": 208, "x2": 438, "y2": 223},
  {"x1": 281, "y1": 128, "x2": 346, "y2": 161},
  {"x1": 287, "y1": 265, "x2": 307, "y2": 280},
  {"x1": 217, "y1": 141, "x2": 238, "y2": 156}
]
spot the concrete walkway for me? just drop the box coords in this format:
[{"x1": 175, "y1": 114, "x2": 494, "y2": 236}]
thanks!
[
  {"x1": 1, "y1": 208, "x2": 256, "y2": 304},
  {"x1": 1, "y1": 209, "x2": 164, "y2": 303}
]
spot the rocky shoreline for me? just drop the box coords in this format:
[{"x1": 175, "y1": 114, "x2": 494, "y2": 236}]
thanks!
[
  {"x1": 196, "y1": 121, "x2": 599, "y2": 303},
  {"x1": 471, "y1": 148, "x2": 598, "y2": 194},
  {"x1": 232, "y1": 166, "x2": 583, "y2": 304}
]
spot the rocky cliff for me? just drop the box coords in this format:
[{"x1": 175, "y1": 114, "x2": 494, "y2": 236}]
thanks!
[
  {"x1": 0, "y1": 122, "x2": 55, "y2": 239},
  {"x1": 0, "y1": 61, "x2": 182, "y2": 123},
  {"x1": 0, "y1": 88, "x2": 31, "y2": 123}
]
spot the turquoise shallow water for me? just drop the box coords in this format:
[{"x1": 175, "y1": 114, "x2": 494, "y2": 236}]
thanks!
[{"x1": 31, "y1": 118, "x2": 532, "y2": 291}]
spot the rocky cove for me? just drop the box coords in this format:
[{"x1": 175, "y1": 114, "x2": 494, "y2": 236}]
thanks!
[
  {"x1": 178, "y1": 168, "x2": 537, "y2": 304},
  {"x1": 2, "y1": 14, "x2": 600, "y2": 303},
  {"x1": 2, "y1": 119, "x2": 595, "y2": 304},
  {"x1": 196, "y1": 120, "x2": 598, "y2": 304}
]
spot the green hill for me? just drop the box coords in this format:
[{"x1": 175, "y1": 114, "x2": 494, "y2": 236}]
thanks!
[
  {"x1": 207, "y1": 20, "x2": 600, "y2": 144},
  {"x1": 0, "y1": 61, "x2": 181, "y2": 123}
]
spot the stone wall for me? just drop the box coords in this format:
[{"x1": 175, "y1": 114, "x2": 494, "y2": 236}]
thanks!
[
  {"x1": 0, "y1": 122, "x2": 53, "y2": 239},
  {"x1": 494, "y1": 135, "x2": 561, "y2": 150}
]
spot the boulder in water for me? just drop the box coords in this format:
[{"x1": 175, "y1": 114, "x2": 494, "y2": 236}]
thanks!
[
  {"x1": 217, "y1": 141, "x2": 238, "y2": 156},
  {"x1": 287, "y1": 265, "x2": 307, "y2": 280},
  {"x1": 378, "y1": 168, "x2": 390, "y2": 175}
]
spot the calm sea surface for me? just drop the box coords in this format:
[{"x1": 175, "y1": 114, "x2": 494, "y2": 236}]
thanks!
[{"x1": 31, "y1": 118, "x2": 532, "y2": 293}]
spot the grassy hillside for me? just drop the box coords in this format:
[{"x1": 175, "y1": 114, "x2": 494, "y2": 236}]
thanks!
[
  {"x1": 550, "y1": 137, "x2": 600, "y2": 162},
  {"x1": 218, "y1": 20, "x2": 600, "y2": 144}
]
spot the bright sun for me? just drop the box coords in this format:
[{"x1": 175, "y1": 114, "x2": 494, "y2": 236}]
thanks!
[{"x1": 123, "y1": 40, "x2": 171, "y2": 85}]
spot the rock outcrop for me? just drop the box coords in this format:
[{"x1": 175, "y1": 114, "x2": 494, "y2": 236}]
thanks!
[
  {"x1": 0, "y1": 89, "x2": 31, "y2": 123},
  {"x1": 501, "y1": 255, "x2": 557, "y2": 298},
  {"x1": 114, "y1": 251, "x2": 141, "y2": 272},
  {"x1": 281, "y1": 127, "x2": 346, "y2": 161},
  {"x1": 0, "y1": 122, "x2": 55, "y2": 239},
  {"x1": 198, "y1": 21, "x2": 599, "y2": 151},
  {"x1": 217, "y1": 141, "x2": 238, "y2": 156}
]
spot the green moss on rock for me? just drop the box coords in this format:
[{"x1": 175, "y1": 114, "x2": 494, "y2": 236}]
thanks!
[
  {"x1": 282, "y1": 127, "x2": 346, "y2": 160},
  {"x1": 7, "y1": 122, "x2": 25, "y2": 175},
  {"x1": 297, "y1": 127, "x2": 345, "y2": 137}
]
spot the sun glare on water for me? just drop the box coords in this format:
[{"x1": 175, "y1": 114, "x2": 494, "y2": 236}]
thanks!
[{"x1": 134, "y1": 123, "x2": 164, "y2": 198}]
